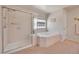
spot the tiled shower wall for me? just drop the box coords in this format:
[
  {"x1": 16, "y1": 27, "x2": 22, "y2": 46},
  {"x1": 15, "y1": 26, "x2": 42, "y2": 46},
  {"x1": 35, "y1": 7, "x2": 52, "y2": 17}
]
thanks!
[
  {"x1": 0, "y1": 6, "x2": 2, "y2": 53},
  {"x1": 0, "y1": 5, "x2": 47, "y2": 53}
]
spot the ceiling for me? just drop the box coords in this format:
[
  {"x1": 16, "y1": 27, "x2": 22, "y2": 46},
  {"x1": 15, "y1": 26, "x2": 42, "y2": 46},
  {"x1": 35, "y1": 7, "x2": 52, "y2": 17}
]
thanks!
[{"x1": 33, "y1": 5, "x2": 70, "y2": 13}]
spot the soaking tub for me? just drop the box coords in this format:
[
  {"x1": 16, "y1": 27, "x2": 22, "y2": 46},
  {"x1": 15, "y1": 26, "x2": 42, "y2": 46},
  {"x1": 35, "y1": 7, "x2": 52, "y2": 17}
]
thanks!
[{"x1": 37, "y1": 32, "x2": 62, "y2": 47}]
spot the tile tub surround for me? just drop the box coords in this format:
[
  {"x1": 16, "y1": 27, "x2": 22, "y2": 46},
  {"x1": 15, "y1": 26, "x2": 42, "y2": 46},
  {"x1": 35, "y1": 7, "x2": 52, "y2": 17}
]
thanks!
[
  {"x1": 37, "y1": 32, "x2": 62, "y2": 47},
  {"x1": 32, "y1": 32, "x2": 62, "y2": 47},
  {"x1": 38, "y1": 35, "x2": 61, "y2": 47}
]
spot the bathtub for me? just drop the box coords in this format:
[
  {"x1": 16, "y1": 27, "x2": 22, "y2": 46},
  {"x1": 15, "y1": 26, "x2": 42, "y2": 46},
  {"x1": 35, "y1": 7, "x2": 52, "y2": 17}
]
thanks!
[{"x1": 37, "y1": 32, "x2": 62, "y2": 47}]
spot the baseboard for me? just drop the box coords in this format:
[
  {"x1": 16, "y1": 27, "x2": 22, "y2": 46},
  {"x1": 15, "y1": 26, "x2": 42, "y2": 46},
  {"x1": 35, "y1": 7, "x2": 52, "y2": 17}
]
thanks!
[
  {"x1": 4, "y1": 44, "x2": 32, "y2": 54},
  {"x1": 66, "y1": 38, "x2": 79, "y2": 43}
]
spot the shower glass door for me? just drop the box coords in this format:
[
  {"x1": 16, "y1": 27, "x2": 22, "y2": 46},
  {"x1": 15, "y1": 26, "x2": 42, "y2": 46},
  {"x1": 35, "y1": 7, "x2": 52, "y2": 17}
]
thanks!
[{"x1": 2, "y1": 7, "x2": 32, "y2": 53}]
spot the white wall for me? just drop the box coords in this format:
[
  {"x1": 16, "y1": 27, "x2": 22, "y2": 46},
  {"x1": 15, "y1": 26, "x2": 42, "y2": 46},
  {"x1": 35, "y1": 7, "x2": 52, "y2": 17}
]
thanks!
[
  {"x1": 66, "y1": 6, "x2": 79, "y2": 42},
  {"x1": 47, "y1": 6, "x2": 79, "y2": 42},
  {"x1": 47, "y1": 9, "x2": 67, "y2": 39}
]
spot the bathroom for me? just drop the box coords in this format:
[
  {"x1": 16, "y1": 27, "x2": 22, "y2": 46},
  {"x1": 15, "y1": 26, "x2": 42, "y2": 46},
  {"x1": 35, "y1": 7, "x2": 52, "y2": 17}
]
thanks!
[{"x1": 0, "y1": 5, "x2": 79, "y2": 54}]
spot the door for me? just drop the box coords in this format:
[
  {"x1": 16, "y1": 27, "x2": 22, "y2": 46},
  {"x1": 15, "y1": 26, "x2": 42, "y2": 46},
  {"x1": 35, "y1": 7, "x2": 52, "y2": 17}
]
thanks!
[{"x1": 2, "y1": 7, "x2": 32, "y2": 53}]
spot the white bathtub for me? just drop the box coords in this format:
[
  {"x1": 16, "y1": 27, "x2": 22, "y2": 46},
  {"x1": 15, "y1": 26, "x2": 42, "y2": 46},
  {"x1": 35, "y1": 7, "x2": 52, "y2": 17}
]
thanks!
[
  {"x1": 37, "y1": 32, "x2": 59, "y2": 37},
  {"x1": 37, "y1": 32, "x2": 62, "y2": 47}
]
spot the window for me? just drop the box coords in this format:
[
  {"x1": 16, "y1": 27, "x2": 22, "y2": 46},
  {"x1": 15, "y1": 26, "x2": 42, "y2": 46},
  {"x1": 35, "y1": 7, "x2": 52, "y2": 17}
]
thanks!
[
  {"x1": 32, "y1": 18, "x2": 47, "y2": 33},
  {"x1": 37, "y1": 19, "x2": 46, "y2": 29}
]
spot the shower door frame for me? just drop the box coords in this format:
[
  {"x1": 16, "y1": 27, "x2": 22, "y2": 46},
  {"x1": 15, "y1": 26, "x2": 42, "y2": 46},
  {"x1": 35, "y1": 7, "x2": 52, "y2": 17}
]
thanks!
[{"x1": 1, "y1": 6, "x2": 33, "y2": 53}]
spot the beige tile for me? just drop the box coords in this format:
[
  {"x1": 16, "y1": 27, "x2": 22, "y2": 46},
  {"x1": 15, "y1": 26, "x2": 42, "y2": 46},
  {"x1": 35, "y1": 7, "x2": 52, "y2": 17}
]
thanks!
[{"x1": 13, "y1": 40, "x2": 79, "y2": 54}]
